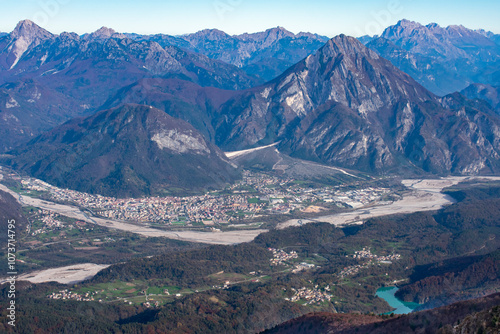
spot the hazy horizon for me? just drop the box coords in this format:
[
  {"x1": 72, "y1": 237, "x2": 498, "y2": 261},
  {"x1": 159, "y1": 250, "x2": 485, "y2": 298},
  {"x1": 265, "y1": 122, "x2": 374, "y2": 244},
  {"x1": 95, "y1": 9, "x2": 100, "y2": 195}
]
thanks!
[{"x1": 1, "y1": 0, "x2": 499, "y2": 37}]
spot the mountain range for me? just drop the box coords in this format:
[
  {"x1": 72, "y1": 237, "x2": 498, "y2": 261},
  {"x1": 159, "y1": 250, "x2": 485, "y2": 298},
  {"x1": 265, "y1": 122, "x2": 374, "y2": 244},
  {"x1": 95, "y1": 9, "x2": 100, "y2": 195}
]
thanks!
[
  {"x1": 96, "y1": 33, "x2": 500, "y2": 175},
  {"x1": 0, "y1": 20, "x2": 263, "y2": 150},
  {"x1": 363, "y1": 19, "x2": 500, "y2": 96},
  {"x1": 133, "y1": 27, "x2": 330, "y2": 82},
  {"x1": 2, "y1": 18, "x2": 500, "y2": 334},
  {"x1": 2, "y1": 20, "x2": 500, "y2": 195}
]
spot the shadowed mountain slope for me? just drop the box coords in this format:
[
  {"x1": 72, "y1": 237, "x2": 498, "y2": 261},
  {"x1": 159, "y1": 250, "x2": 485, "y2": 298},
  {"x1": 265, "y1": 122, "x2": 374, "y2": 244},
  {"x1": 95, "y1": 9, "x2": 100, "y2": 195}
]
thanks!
[{"x1": 6, "y1": 104, "x2": 240, "y2": 197}]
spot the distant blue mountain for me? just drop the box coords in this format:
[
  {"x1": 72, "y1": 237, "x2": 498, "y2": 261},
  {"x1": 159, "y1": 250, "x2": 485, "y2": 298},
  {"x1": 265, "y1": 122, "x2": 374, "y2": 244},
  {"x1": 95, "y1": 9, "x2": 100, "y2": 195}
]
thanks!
[{"x1": 362, "y1": 19, "x2": 500, "y2": 96}]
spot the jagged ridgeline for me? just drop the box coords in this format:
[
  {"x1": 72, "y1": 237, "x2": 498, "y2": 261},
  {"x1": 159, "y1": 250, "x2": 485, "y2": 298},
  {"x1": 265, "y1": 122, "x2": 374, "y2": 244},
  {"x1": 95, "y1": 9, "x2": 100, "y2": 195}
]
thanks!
[
  {"x1": 365, "y1": 19, "x2": 500, "y2": 96},
  {"x1": 2, "y1": 19, "x2": 500, "y2": 193},
  {"x1": 0, "y1": 20, "x2": 263, "y2": 152}
]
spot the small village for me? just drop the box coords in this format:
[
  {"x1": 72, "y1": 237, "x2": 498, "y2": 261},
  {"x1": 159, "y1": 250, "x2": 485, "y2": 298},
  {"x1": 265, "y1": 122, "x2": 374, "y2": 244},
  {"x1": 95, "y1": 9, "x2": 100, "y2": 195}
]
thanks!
[
  {"x1": 352, "y1": 247, "x2": 402, "y2": 262},
  {"x1": 29, "y1": 210, "x2": 66, "y2": 236},
  {"x1": 285, "y1": 286, "x2": 333, "y2": 305},
  {"x1": 47, "y1": 289, "x2": 96, "y2": 302},
  {"x1": 269, "y1": 248, "x2": 299, "y2": 266},
  {"x1": 338, "y1": 248, "x2": 402, "y2": 278},
  {"x1": 25, "y1": 208, "x2": 96, "y2": 239}
]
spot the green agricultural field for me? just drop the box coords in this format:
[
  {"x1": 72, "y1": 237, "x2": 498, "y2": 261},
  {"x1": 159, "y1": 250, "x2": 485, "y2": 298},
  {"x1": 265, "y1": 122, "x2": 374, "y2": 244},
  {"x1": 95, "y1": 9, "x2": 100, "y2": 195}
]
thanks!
[
  {"x1": 171, "y1": 221, "x2": 187, "y2": 226},
  {"x1": 68, "y1": 280, "x2": 207, "y2": 305}
]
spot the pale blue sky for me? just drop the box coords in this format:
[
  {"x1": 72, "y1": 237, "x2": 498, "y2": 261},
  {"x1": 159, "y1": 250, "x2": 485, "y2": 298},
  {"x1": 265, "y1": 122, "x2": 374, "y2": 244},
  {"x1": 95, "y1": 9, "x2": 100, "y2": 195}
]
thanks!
[{"x1": 0, "y1": 0, "x2": 499, "y2": 36}]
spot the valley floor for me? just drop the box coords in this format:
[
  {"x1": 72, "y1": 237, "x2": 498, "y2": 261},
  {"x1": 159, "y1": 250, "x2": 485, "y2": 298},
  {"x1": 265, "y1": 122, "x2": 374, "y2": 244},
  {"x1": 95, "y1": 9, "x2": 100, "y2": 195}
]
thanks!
[
  {"x1": 2, "y1": 263, "x2": 110, "y2": 285},
  {"x1": 3, "y1": 172, "x2": 500, "y2": 246},
  {"x1": 278, "y1": 176, "x2": 500, "y2": 228},
  {"x1": 0, "y1": 177, "x2": 266, "y2": 245}
]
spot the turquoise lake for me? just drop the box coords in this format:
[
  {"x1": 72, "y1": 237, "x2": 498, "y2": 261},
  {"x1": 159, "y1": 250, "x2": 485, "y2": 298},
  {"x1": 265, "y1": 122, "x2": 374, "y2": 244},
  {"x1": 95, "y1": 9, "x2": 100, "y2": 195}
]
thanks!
[{"x1": 375, "y1": 286, "x2": 421, "y2": 314}]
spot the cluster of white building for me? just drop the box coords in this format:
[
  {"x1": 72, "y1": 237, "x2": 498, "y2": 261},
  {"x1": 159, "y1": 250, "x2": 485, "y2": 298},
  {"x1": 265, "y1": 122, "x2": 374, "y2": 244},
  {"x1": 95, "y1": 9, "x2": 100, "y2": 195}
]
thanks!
[
  {"x1": 269, "y1": 248, "x2": 299, "y2": 266},
  {"x1": 351, "y1": 247, "x2": 401, "y2": 263},
  {"x1": 30, "y1": 210, "x2": 66, "y2": 236},
  {"x1": 292, "y1": 262, "x2": 316, "y2": 273},
  {"x1": 285, "y1": 286, "x2": 332, "y2": 305},
  {"x1": 339, "y1": 248, "x2": 402, "y2": 278},
  {"x1": 47, "y1": 289, "x2": 95, "y2": 302}
]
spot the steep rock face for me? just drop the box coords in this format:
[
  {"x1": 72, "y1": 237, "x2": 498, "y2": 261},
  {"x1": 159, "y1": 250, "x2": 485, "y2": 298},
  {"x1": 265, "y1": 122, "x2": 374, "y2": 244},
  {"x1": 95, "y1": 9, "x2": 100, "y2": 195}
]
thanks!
[
  {"x1": 7, "y1": 104, "x2": 240, "y2": 197},
  {"x1": 0, "y1": 20, "x2": 53, "y2": 70},
  {"x1": 280, "y1": 101, "x2": 394, "y2": 171},
  {"x1": 288, "y1": 35, "x2": 433, "y2": 110},
  {"x1": 215, "y1": 34, "x2": 432, "y2": 149},
  {"x1": 215, "y1": 35, "x2": 500, "y2": 175}
]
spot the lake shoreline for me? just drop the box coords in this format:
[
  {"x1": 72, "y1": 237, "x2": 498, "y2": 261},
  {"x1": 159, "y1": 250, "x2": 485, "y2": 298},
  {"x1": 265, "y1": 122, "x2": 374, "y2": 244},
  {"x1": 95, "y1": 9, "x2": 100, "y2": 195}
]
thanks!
[{"x1": 376, "y1": 286, "x2": 421, "y2": 315}]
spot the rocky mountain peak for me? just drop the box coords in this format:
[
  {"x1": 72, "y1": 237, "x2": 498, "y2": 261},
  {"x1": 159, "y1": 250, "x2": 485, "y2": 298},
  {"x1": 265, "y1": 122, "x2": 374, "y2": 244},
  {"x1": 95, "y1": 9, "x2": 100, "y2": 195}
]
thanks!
[
  {"x1": 445, "y1": 24, "x2": 494, "y2": 46},
  {"x1": 316, "y1": 34, "x2": 433, "y2": 106},
  {"x1": 381, "y1": 19, "x2": 426, "y2": 40},
  {"x1": 59, "y1": 31, "x2": 80, "y2": 41},
  {"x1": 321, "y1": 34, "x2": 378, "y2": 58},
  {"x1": 86, "y1": 26, "x2": 118, "y2": 40},
  {"x1": 475, "y1": 29, "x2": 494, "y2": 38},
  {"x1": 258, "y1": 26, "x2": 295, "y2": 44},
  {"x1": 266, "y1": 26, "x2": 294, "y2": 37},
  {"x1": 380, "y1": 19, "x2": 496, "y2": 54},
  {"x1": 446, "y1": 24, "x2": 467, "y2": 32},
  {"x1": 296, "y1": 31, "x2": 327, "y2": 40},
  {"x1": 216, "y1": 32, "x2": 435, "y2": 153},
  {"x1": 396, "y1": 19, "x2": 423, "y2": 28},
  {"x1": 445, "y1": 24, "x2": 476, "y2": 38},
  {"x1": 187, "y1": 29, "x2": 230, "y2": 41},
  {"x1": 6, "y1": 20, "x2": 54, "y2": 69},
  {"x1": 238, "y1": 26, "x2": 295, "y2": 45},
  {"x1": 10, "y1": 19, "x2": 53, "y2": 40},
  {"x1": 263, "y1": 33, "x2": 500, "y2": 175}
]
